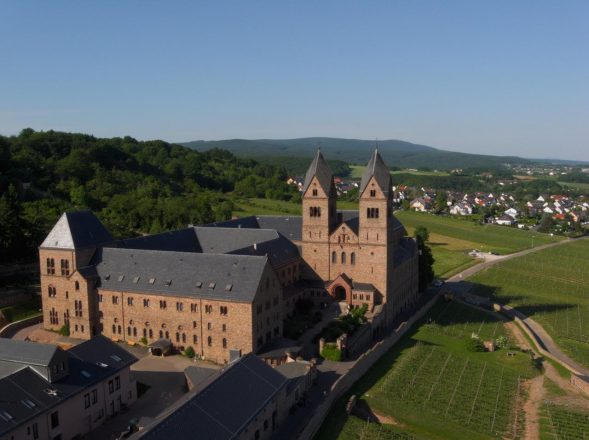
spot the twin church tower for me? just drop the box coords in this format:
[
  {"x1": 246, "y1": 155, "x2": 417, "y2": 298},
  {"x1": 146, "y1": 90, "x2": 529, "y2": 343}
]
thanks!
[{"x1": 300, "y1": 149, "x2": 419, "y2": 328}]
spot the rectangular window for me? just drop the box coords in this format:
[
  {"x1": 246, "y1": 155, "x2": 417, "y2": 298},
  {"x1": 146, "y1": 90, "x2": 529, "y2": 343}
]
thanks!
[
  {"x1": 115, "y1": 376, "x2": 120, "y2": 390},
  {"x1": 84, "y1": 393, "x2": 90, "y2": 409},
  {"x1": 176, "y1": 302, "x2": 183, "y2": 312},
  {"x1": 108, "y1": 380, "x2": 114, "y2": 394},
  {"x1": 33, "y1": 422, "x2": 39, "y2": 439},
  {"x1": 60, "y1": 259, "x2": 70, "y2": 276},
  {"x1": 46, "y1": 258, "x2": 55, "y2": 275},
  {"x1": 190, "y1": 303, "x2": 197, "y2": 313},
  {"x1": 50, "y1": 411, "x2": 59, "y2": 428},
  {"x1": 112, "y1": 296, "x2": 118, "y2": 305},
  {"x1": 143, "y1": 298, "x2": 150, "y2": 307},
  {"x1": 160, "y1": 300, "x2": 167, "y2": 309},
  {"x1": 127, "y1": 297, "x2": 133, "y2": 306},
  {"x1": 98, "y1": 294, "x2": 103, "y2": 303},
  {"x1": 92, "y1": 389, "x2": 98, "y2": 404},
  {"x1": 370, "y1": 189, "x2": 376, "y2": 197}
]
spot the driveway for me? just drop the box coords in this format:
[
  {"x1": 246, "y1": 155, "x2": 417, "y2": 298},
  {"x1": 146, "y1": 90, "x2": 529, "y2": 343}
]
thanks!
[{"x1": 86, "y1": 353, "x2": 220, "y2": 440}]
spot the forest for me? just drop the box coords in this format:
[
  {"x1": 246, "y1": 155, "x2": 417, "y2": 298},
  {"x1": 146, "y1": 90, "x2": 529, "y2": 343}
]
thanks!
[{"x1": 0, "y1": 129, "x2": 299, "y2": 263}]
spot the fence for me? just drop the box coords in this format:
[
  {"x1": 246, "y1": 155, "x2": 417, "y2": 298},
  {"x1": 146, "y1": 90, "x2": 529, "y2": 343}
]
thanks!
[{"x1": 297, "y1": 294, "x2": 440, "y2": 440}]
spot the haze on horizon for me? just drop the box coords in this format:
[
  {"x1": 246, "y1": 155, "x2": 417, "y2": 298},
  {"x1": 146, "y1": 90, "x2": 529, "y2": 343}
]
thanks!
[{"x1": 1, "y1": 1, "x2": 588, "y2": 161}]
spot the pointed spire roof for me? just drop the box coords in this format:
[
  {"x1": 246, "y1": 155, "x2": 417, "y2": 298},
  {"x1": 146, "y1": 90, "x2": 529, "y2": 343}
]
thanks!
[
  {"x1": 41, "y1": 210, "x2": 113, "y2": 249},
  {"x1": 302, "y1": 149, "x2": 333, "y2": 195},
  {"x1": 360, "y1": 149, "x2": 392, "y2": 196}
]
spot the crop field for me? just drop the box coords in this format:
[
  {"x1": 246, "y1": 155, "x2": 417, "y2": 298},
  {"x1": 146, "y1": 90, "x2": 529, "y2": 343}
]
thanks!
[
  {"x1": 470, "y1": 239, "x2": 589, "y2": 369},
  {"x1": 315, "y1": 300, "x2": 540, "y2": 440},
  {"x1": 540, "y1": 402, "x2": 589, "y2": 439}
]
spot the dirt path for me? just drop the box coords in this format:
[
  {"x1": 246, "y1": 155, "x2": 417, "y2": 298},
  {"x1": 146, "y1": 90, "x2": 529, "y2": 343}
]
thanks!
[{"x1": 522, "y1": 375, "x2": 545, "y2": 440}]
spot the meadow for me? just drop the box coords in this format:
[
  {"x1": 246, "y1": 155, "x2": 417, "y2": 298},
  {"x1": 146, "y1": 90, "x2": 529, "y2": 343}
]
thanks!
[
  {"x1": 470, "y1": 239, "x2": 589, "y2": 369},
  {"x1": 315, "y1": 300, "x2": 540, "y2": 440},
  {"x1": 350, "y1": 165, "x2": 450, "y2": 179},
  {"x1": 396, "y1": 211, "x2": 563, "y2": 278}
]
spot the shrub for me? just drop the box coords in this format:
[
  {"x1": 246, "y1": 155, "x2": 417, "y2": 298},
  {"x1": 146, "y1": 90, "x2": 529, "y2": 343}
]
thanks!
[
  {"x1": 495, "y1": 335, "x2": 508, "y2": 349},
  {"x1": 466, "y1": 337, "x2": 485, "y2": 352},
  {"x1": 139, "y1": 337, "x2": 148, "y2": 345},
  {"x1": 58, "y1": 324, "x2": 70, "y2": 337},
  {"x1": 321, "y1": 344, "x2": 342, "y2": 362},
  {"x1": 183, "y1": 346, "x2": 195, "y2": 358}
]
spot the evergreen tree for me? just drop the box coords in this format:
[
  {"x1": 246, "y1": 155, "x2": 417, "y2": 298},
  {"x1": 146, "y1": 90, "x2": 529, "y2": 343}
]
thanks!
[{"x1": 414, "y1": 227, "x2": 434, "y2": 291}]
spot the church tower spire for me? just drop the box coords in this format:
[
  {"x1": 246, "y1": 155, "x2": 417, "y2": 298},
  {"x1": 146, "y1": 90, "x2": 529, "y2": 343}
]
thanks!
[{"x1": 301, "y1": 149, "x2": 336, "y2": 279}]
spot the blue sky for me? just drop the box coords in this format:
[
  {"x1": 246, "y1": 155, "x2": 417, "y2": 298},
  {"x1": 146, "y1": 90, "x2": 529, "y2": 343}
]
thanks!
[{"x1": 1, "y1": 1, "x2": 587, "y2": 160}]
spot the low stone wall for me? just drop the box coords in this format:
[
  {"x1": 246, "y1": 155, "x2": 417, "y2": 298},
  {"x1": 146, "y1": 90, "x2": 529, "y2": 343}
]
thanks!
[
  {"x1": 296, "y1": 293, "x2": 440, "y2": 440},
  {"x1": 0, "y1": 314, "x2": 43, "y2": 338},
  {"x1": 571, "y1": 374, "x2": 589, "y2": 395}
]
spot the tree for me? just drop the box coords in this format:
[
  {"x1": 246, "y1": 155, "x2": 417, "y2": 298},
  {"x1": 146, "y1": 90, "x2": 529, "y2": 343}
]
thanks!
[
  {"x1": 435, "y1": 191, "x2": 448, "y2": 212},
  {"x1": 414, "y1": 225, "x2": 429, "y2": 243},
  {"x1": 414, "y1": 227, "x2": 434, "y2": 292},
  {"x1": 0, "y1": 185, "x2": 27, "y2": 262},
  {"x1": 537, "y1": 213, "x2": 554, "y2": 233}
]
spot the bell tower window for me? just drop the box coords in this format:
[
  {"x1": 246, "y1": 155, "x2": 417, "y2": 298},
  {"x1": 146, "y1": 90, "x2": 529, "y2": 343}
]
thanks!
[
  {"x1": 312, "y1": 189, "x2": 318, "y2": 196},
  {"x1": 309, "y1": 207, "x2": 321, "y2": 217},
  {"x1": 370, "y1": 189, "x2": 376, "y2": 197},
  {"x1": 367, "y1": 207, "x2": 379, "y2": 218}
]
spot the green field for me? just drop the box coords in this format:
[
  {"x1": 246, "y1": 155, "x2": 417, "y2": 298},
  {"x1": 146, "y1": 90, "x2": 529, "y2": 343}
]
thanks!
[
  {"x1": 315, "y1": 300, "x2": 540, "y2": 440},
  {"x1": 350, "y1": 165, "x2": 449, "y2": 179},
  {"x1": 557, "y1": 180, "x2": 589, "y2": 192},
  {"x1": 540, "y1": 402, "x2": 589, "y2": 439},
  {"x1": 0, "y1": 298, "x2": 42, "y2": 323},
  {"x1": 470, "y1": 239, "x2": 589, "y2": 369}
]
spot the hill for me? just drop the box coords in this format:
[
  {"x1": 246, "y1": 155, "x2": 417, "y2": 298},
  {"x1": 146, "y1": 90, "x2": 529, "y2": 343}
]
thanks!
[{"x1": 181, "y1": 137, "x2": 533, "y2": 170}]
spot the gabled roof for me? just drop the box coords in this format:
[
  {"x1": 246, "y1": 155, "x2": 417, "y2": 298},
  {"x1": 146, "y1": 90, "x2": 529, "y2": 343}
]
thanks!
[
  {"x1": 360, "y1": 149, "x2": 391, "y2": 197},
  {"x1": 93, "y1": 248, "x2": 269, "y2": 303},
  {"x1": 135, "y1": 354, "x2": 288, "y2": 440},
  {"x1": 40, "y1": 210, "x2": 113, "y2": 250},
  {"x1": 302, "y1": 150, "x2": 333, "y2": 195},
  {"x1": 0, "y1": 339, "x2": 60, "y2": 368}
]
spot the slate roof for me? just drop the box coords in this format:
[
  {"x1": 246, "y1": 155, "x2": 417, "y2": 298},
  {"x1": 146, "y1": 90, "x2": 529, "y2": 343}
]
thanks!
[
  {"x1": 93, "y1": 248, "x2": 269, "y2": 303},
  {"x1": 228, "y1": 235, "x2": 301, "y2": 268},
  {"x1": 302, "y1": 150, "x2": 334, "y2": 196},
  {"x1": 115, "y1": 228, "x2": 201, "y2": 253},
  {"x1": 0, "y1": 336, "x2": 136, "y2": 437},
  {"x1": 40, "y1": 210, "x2": 113, "y2": 250},
  {"x1": 136, "y1": 354, "x2": 288, "y2": 440},
  {"x1": 360, "y1": 149, "x2": 392, "y2": 197},
  {"x1": 0, "y1": 338, "x2": 59, "y2": 367}
]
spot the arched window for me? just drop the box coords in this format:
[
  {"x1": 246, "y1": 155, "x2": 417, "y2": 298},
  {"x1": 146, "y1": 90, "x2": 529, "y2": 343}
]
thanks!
[
  {"x1": 331, "y1": 251, "x2": 337, "y2": 263},
  {"x1": 208, "y1": 336, "x2": 212, "y2": 347},
  {"x1": 222, "y1": 338, "x2": 227, "y2": 348},
  {"x1": 118, "y1": 325, "x2": 122, "y2": 334},
  {"x1": 149, "y1": 329, "x2": 153, "y2": 338},
  {"x1": 341, "y1": 252, "x2": 346, "y2": 264},
  {"x1": 182, "y1": 333, "x2": 186, "y2": 343},
  {"x1": 74, "y1": 281, "x2": 79, "y2": 291},
  {"x1": 351, "y1": 252, "x2": 356, "y2": 265},
  {"x1": 112, "y1": 324, "x2": 116, "y2": 334},
  {"x1": 133, "y1": 327, "x2": 137, "y2": 337},
  {"x1": 127, "y1": 326, "x2": 132, "y2": 336}
]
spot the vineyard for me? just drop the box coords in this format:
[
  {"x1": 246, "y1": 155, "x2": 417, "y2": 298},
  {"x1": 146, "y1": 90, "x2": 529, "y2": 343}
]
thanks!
[
  {"x1": 470, "y1": 239, "x2": 589, "y2": 368},
  {"x1": 315, "y1": 300, "x2": 540, "y2": 440},
  {"x1": 540, "y1": 402, "x2": 589, "y2": 439}
]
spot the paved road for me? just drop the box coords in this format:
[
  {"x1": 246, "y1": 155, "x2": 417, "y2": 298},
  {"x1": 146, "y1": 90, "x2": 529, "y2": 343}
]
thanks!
[{"x1": 446, "y1": 235, "x2": 589, "y2": 377}]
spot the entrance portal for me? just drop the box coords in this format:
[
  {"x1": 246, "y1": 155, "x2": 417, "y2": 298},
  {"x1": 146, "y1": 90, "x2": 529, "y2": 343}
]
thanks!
[{"x1": 334, "y1": 286, "x2": 347, "y2": 301}]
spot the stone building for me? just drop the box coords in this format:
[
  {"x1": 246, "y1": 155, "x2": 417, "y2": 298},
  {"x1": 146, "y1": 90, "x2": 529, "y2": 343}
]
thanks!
[
  {"x1": 0, "y1": 336, "x2": 137, "y2": 440},
  {"x1": 39, "y1": 149, "x2": 419, "y2": 363}
]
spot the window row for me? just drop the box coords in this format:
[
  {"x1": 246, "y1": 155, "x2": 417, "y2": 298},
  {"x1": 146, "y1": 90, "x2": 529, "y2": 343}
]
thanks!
[
  {"x1": 106, "y1": 296, "x2": 228, "y2": 316},
  {"x1": 331, "y1": 251, "x2": 356, "y2": 265},
  {"x1": 45, "y1": 258, "x2": 70, "y2": 276}
]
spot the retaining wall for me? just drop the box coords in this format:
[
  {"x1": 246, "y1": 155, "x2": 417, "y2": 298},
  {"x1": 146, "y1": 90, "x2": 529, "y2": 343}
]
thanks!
[
  {"x1": 0, "y1": 314, "x2": 43, "y2": 338},
  {"x1": 297, "y1": 294, "x2": 440, "y2": 440}
]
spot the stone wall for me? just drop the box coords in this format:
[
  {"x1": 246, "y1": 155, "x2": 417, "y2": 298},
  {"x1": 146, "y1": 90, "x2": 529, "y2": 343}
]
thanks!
[{"x1": 296, "y1": 293, "x2": 440, "y2": 439}]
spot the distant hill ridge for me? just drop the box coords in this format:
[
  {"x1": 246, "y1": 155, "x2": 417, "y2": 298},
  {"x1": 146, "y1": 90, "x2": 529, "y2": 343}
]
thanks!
[{"x1": 181, "y1": 137, "x2": 532, "y2": 170}]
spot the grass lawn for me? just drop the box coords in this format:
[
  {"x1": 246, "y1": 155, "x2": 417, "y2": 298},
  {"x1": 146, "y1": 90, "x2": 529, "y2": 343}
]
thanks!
[
  {"x1": 470, "y1": 239, "x2": 589, "y2": 369},
  {"x1": 350, "y1": 165, "x2": 449, "y2": 179},
  {"x1": 0, "y1": 297, "x2": 42, "y2": 322},
  {"x1": 232, "y1": 197, "x2": 358, "y2": 218},
  {"x1": 315, "y1": 300, "x2": 540, "y2": 440},
  {"x1": 557, "y1": 180, "x2": 589, "y2": 192}
]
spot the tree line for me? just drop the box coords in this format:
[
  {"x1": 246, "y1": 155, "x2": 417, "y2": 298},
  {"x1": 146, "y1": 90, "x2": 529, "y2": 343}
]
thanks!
[{"x1": 0, "y1": 129, "x2": 299, "y2": 263}]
